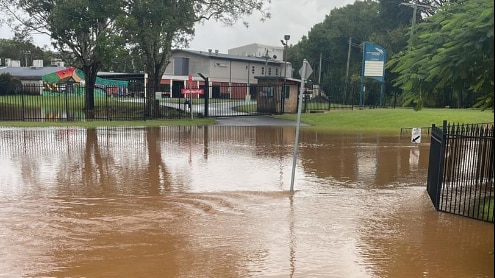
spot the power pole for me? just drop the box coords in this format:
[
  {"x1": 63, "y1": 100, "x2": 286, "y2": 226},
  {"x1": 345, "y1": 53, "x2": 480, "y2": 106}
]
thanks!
[
  {"x1": 400, "y1": 0, "x2": 432, "y2": 38},
  {"x1": 318, "y1": 52, "x2": 322, "y2": 85},
  {"x1": 344, "y1": 37, "x2": 352, "y2": 104},
  {"x1": 21, "y1": 50, "x2": 31, "y2": 67}
]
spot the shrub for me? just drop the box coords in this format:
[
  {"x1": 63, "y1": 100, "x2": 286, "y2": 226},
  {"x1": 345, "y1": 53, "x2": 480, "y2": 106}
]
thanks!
[{"x1": 0, "y1": 73, "x2": 22, "y2": 95}]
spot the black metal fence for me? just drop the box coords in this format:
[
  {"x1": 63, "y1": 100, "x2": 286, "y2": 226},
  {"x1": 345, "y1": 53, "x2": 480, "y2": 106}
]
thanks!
[
  {"x1": 0, "y1": 84, "x2": 269, "y2": 121},
  {"x1": 427, "y1": 120, "x2": 494, "y2": 223},
  {"x1": 0, "y1": 83, "x2": 361, "y2": 121},
  {"x1": 300, "y1": 92, "x2": 354, "y2": 112}
]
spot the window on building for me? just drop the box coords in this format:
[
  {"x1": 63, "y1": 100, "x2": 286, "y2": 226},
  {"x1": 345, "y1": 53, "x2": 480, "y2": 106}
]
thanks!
[
  {"x1": 275, "y1": 68, "x2": 279, "y2": 76},
  {"x1": 268, "y1": 68, "x2": 272, "y2": 76},
  {"x1": 261, "y1": 67, "x2": 265, "y2": 75},
  {"x1": 251, "y1": 66, "x2": 255, "y2": 75},
  {"x1": 284, "y1": 85, "x2": 290, "y2": 99},
  {"x1": 261, "y1": 86, "x2": 274, "y2": 97},
  {"x1": 159, "y1": 84, "x2": 171, "y2": 93}
]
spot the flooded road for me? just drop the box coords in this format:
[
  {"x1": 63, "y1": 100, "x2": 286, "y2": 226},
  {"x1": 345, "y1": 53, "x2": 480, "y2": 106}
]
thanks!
[{"x1": 0, "y1": 126, "x2": 493, "y2": 277}]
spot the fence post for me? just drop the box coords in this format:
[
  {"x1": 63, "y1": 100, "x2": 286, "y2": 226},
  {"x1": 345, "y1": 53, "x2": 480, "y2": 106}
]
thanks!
[
  {"x1": 105, "y1": 86, "x2": 109, "y2": 120},
  {"x1": 65, "y1": 89, "x2": 69, "y2": 121},
  {"x1": 204, "y1": 77, "x2": 209, "y2": 117},
  {"x1": 427, "y1": 124, "x2": 438, "y2": 209},
  {"x1": 143, "y1": 88, "x2": 147, "y2": 121},
  {"x1": 20, "y1": 89, "x2": 25, "y2": 121},
  {"x1": 435, "y1": 120, "x2": 448, "y2": 209}
]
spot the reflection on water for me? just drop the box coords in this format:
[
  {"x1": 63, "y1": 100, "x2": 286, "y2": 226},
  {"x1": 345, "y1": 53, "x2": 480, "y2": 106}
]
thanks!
[{"x1": 0, "y1": 126, "x2": 493, "y2": 277}]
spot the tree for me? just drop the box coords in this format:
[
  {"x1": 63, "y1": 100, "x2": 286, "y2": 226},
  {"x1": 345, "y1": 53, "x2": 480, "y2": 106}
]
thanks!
[
  {"x1": 0, "y1": 38, "x2": 58, "y2": 67},
  {"x1": 2, "y1": 0, "x2": 125, "y2": 112},
  {"x1": 0, "y1": 73, "x2": 22, "y2": 95},
  {"x1": 289, "y1": 0, "x2": 408, "y2": 105},
  {"x1": 387, "y1": 0, "x2": 494, "y2": 110},
  {"x1": 50, "y1": 0, "x2": 126, "y2": 112},
  {"x1": 2, "y1": 0, "x2": 270, "y2": 117},
  {"x1": 120, "y1": 0, "x2": 270, "y2": 117}
]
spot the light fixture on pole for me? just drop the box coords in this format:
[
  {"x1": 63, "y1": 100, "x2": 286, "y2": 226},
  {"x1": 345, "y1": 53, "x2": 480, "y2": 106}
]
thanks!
[
  {"x1": 281, "y1": 35, "x2": 290, "y2": 110},
  {"x1": 280, "y1": 35, "x2": 290, "y2": 80}
]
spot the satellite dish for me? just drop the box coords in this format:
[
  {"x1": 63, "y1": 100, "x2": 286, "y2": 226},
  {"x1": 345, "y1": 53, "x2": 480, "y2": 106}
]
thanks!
[{"x1": 273, "y1": 55, "x2": 277, "y2": 59}]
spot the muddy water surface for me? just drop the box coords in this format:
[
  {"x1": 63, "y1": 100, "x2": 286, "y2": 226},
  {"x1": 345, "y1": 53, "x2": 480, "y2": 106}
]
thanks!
[{"x1": 0, "y1": 126, "x2": 493, "y2": 277}]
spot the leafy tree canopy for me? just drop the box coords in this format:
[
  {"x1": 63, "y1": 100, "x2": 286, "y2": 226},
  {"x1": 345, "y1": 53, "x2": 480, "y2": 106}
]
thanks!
[
  {"x1": 387, "y1": 0, "x2": 494, "y2": 110},
  {"x1": 118, "y1": 0, "x2": 271, "y2": 117},
  {"x1": 1, "y1": 0, "x2": 270, "y2": 115},
  {"x1": 0, "y1": 38, "x2": 59, "y2": 67}
]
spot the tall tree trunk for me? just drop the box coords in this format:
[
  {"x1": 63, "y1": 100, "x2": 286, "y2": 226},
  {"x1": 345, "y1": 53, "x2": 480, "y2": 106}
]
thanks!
[
  {"x1": 145, "y1": 70, "x2": 163, "y2": 119},
  {"x1": 83, "y1": 64, "x2": 101, "y2": 119},
  {"x1": 145, "y1": 75, "x2": 155, "y2": 118},
  {"x1": 83, "y1": 64, "x2": 99, "y2": 111}
]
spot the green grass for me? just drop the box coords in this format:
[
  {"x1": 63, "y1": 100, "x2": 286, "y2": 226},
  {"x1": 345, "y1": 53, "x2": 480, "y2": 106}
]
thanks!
[
  {"x1": 1, "y1": 95, "x2": 117, "y2": 109},
  {"x1": 0, "y1": 105, "x2": 492, "y2": 130},
  {"x1": 0, "y1": 119, "x2": 215, "y2": 128},
  {"x1": 481, "y1": 198, "x2": 494, "y2": 222},
  {"x1": 0, "y1": 95, "x2": 240, "y2": 108},
  {"x1": 276, "y1": 108, "x2": 494, "y2": 133}
]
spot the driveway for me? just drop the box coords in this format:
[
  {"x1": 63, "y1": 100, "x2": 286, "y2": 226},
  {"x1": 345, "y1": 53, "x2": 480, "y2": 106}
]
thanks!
[{"x1": 214, "y1": 115, "x2": 309, "y2": 127}]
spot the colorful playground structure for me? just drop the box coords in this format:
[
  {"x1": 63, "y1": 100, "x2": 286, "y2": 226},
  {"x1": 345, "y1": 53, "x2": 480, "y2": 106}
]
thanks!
[{"x1": 42, "y1": 67, "x2": 129, "y2": 97}]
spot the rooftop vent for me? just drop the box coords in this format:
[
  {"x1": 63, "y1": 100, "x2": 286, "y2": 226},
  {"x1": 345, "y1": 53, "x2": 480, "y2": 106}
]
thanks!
[
  {"x1": 5, "y1": 58, "x2": 21, "y2": 67},
  {"x1": 32, "y1": 59, "x2": 43, "y2": 68}
]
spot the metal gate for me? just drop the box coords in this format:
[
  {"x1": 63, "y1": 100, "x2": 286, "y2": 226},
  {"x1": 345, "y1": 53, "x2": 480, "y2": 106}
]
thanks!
[
  {"x1": 427, "y1": 121, "x2": 494, "y2": 222},
  {"x1": 196, "y1": 83, "x2": 281, "y2": 117},
  {"x1": 1, "y1": 83, "x2": 284, "y2": 121}
]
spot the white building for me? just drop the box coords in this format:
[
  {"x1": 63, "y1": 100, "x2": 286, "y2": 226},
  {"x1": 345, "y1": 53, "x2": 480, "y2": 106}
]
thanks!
[
  {"x1": 161, "y1": 46, "x2": 293, "y2": 99},
  {"x1": 228, "y1": 43, "x2": 285, "y2": 61}
]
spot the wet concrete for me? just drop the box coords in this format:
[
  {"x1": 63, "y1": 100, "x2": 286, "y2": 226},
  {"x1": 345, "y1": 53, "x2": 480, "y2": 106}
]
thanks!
[{"x1": 214, "y1": 115, "x2": 308, "y2": 126}]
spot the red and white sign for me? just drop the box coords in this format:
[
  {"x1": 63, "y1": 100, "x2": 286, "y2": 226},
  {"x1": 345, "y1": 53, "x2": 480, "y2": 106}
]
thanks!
[
  {"x1": 181, "y1": 88, "x2": 204, "y2": 95},
  {"x1": 187, "y1": 75, "x2": 194, "y2": 87}
]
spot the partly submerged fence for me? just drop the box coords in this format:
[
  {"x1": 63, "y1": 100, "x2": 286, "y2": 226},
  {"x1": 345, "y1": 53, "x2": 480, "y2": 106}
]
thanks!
[
  {"x1": 427, "y1": 121, "x2": 494, "y2": 223},
  {"x1": 0, "y1": 84, "x2": 265, "y2": 121},
  {"x1": 0, "y1": 84, "x2": 358, "y2": 121}
]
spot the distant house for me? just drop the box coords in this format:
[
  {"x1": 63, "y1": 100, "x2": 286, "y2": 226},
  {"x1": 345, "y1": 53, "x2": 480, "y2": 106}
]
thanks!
[{"x1": 0, "y1": 65, "x2": 66, "y2": 83}]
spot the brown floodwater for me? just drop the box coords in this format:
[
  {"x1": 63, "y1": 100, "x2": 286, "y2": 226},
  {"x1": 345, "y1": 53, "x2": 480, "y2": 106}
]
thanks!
[{"x1": 0, "y1": 126, "x2": 493, "y2": 277}]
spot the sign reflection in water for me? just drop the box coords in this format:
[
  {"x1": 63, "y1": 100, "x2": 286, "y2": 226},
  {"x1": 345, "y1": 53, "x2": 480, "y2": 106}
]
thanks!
[{"x1": 0, "y1": 126, "x2": 493, "y2": 277}]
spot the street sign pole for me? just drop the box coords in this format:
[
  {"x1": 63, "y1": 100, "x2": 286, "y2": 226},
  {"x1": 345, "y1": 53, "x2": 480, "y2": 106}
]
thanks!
[
  {"x1": 188, "y1": 75, "x2": 193, "y2": 119},
  {"x1": 181, "y1": 88, "x2": 204, "y2": 119},
  {"x1": 290, "y1": 59, "x2": 313, "y2": 192}
]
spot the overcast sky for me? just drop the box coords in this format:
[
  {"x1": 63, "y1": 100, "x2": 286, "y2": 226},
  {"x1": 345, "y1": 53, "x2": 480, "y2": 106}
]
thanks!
[{"x1": 0, "y1": 0, "x2": 355, "y2": 53}]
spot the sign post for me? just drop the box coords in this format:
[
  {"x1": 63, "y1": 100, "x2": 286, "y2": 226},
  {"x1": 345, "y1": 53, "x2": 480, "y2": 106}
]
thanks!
[
  {"x1": 290, "y1": 59, "x2": 313, "y2": 192},
  {"x1": 188, "y1": 75, "x2": 193, "y2": 119},
  {"x1": 181, "y1": 88, "x2": 204, "y2": 119}
]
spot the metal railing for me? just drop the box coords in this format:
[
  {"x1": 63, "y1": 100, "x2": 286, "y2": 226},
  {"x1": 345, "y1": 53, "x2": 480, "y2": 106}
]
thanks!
[
  {"x1": 427, "y1": 120, "x2": 494, "y2": 222},
  {"x1": 0, "y1": 84, "x2": 268, "y2": 121}
]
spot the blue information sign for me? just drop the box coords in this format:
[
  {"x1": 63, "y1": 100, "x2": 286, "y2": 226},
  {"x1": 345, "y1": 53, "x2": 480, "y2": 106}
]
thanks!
[{"x1": 359, "y1": 42, "x2": 387, "y2": 107}]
